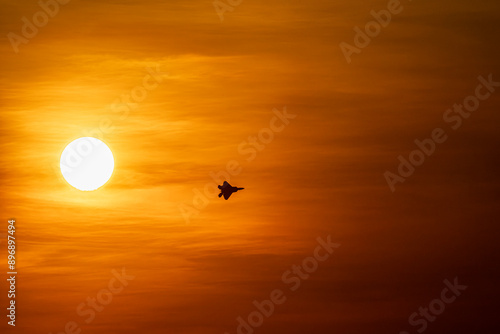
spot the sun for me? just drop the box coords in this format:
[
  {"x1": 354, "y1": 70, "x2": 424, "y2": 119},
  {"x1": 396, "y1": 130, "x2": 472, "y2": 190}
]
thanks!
[{"x1": 60, "y1": 137, "x2": 114, "y2": 191}]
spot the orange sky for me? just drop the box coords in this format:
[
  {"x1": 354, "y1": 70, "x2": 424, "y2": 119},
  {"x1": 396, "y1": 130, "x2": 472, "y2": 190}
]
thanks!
[{"x1": 1, "y1": 0, "x2": 500, "y2": 333}]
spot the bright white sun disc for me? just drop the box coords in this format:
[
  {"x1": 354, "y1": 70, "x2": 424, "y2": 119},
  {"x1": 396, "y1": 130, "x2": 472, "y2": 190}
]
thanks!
[{"x1": 60, "y1": 137, "x2": 114, "y2": 191}]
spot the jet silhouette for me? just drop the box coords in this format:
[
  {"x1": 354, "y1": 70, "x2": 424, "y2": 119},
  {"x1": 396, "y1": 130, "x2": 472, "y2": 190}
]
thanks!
[{"x1": 218, "y1": 181, "x2": 244, "y2": 200}]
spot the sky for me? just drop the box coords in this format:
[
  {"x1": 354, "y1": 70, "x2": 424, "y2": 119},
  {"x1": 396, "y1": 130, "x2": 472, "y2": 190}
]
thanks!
[{"x1": 1, "y1": 0, "x2": 500, "y2": 333}]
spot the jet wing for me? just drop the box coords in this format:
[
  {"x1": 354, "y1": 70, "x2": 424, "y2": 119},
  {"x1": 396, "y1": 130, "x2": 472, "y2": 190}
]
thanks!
[
  {"x1": 222, "y1": 181, "x2": 230, "y2": 188},
  {"x1": 223, "y1": 191, "x2": 232, "y2": 200}
]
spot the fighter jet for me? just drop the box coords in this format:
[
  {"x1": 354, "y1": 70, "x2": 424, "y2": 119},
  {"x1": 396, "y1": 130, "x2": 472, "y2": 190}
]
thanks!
[{"x1": 218, "y1": 181, "x2": 244, "y2": 200}]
